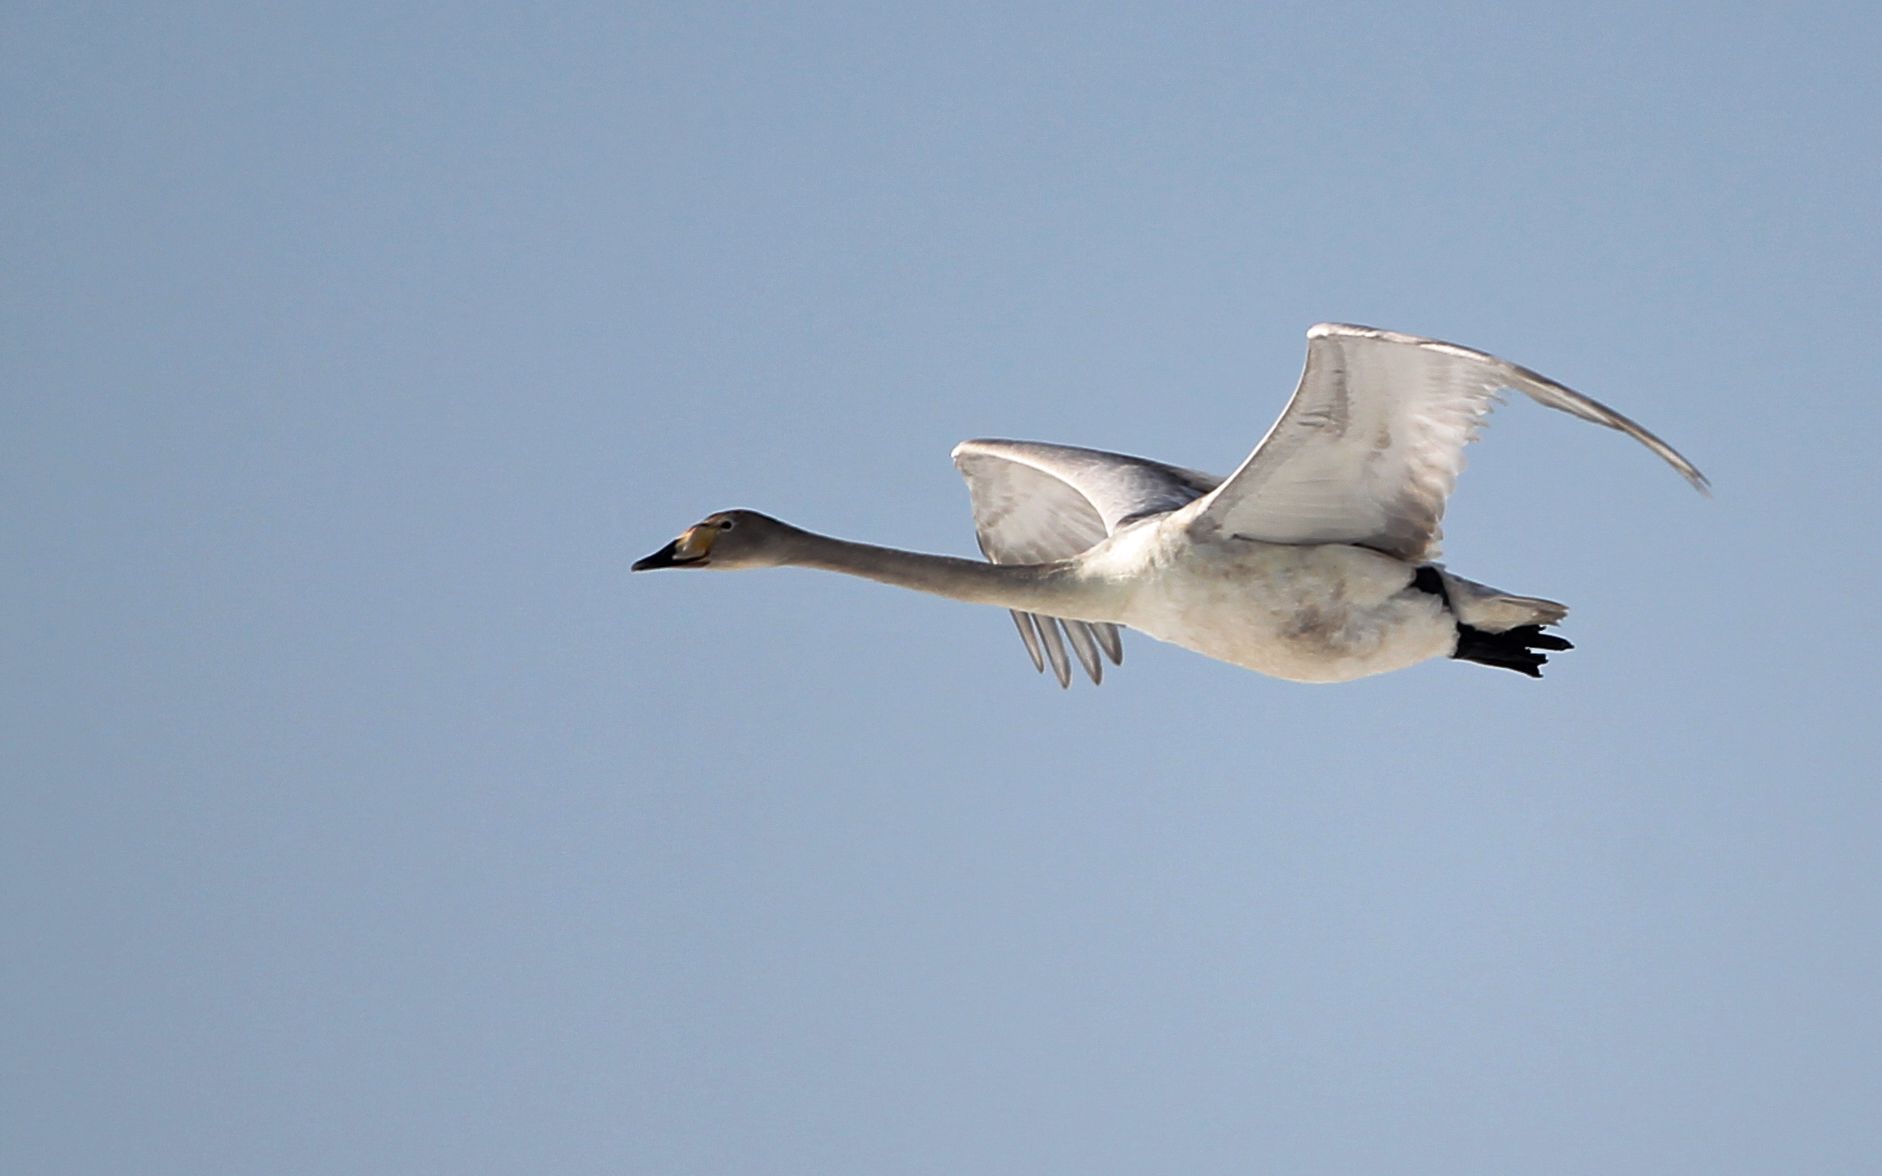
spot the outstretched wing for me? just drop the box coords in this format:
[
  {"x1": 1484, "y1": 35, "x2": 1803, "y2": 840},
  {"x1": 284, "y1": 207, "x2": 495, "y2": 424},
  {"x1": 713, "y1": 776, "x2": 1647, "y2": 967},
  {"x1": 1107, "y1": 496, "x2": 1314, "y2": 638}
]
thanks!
[
  {"x1": 1188, "y1": 324, "x2": 1708, "y2": 562},
  {"x1": 951, "y1": 439, "x2": 1219, "y2": 686}
]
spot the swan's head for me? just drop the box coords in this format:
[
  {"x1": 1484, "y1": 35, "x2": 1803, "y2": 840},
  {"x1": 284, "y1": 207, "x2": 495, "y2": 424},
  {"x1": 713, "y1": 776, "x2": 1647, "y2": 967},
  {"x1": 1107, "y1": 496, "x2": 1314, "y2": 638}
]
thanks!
[{"x1": 632, "y1": 510, "x2": 795, "y2": 572}]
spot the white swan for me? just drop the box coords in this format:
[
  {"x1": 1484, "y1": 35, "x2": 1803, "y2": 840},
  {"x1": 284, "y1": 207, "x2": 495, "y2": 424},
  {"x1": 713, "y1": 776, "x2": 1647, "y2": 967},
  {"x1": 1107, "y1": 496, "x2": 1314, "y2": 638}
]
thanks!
[{"x1": 634, "y1": 324, "x2": 1707, "y2": 685}]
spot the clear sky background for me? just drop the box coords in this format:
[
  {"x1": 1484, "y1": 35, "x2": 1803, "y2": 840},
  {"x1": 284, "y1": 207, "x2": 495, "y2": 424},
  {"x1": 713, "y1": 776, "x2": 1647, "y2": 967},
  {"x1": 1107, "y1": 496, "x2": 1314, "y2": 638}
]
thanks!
[{"x1": 7, "y1": 4, "x2": 1881, "y2": 1174}]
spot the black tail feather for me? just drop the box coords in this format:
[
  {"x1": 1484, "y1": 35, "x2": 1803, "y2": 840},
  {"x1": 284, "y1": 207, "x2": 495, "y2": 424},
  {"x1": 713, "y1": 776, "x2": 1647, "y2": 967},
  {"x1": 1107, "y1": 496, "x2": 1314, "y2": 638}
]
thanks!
[{"x1": 1452, "y1": 623, "x2": 1574, "y2": 678}]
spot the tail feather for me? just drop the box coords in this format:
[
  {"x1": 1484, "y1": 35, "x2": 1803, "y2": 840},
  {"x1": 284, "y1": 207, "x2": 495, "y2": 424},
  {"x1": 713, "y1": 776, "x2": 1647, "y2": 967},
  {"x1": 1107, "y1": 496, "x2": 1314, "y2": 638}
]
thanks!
[
  {"x1": 1437, "y1": 571, "x2": 1568, "y2": 630},
  {"x1": 1413, "y1": 566, "x2": 1574, "y2": 678}
]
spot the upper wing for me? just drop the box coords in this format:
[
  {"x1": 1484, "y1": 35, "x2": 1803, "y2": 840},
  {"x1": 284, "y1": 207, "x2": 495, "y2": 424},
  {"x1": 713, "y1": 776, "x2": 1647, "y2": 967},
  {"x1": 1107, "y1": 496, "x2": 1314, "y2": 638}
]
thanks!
[
  {"x1": 1187, "y1": 324, "x2": 1709, "y2": 562},
  {"x1": 951, "y1": 439, "x2": 1219, "y2": 686}
]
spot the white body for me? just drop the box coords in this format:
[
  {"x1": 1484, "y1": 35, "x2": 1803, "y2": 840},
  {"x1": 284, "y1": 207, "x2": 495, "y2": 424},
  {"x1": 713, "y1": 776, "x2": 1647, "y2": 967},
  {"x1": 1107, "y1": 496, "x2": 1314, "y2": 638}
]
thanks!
[{"x1": 1078, "y1": 523, "x2": 1455, "y2": 683}]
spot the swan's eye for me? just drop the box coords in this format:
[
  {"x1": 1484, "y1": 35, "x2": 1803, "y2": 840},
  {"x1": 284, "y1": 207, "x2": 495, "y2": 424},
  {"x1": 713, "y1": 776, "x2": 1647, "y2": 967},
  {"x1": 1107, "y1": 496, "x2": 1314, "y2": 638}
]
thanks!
[{"x1": 718, "y1": 518, "x2": 735, "y2": 530}]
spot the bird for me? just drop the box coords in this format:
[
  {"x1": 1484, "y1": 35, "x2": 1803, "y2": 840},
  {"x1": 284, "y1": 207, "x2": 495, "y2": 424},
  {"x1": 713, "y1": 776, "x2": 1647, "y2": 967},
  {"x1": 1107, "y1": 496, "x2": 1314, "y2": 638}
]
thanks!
[{"x1": 633, "y1": 323, "x2": 1707, "y2": 685}]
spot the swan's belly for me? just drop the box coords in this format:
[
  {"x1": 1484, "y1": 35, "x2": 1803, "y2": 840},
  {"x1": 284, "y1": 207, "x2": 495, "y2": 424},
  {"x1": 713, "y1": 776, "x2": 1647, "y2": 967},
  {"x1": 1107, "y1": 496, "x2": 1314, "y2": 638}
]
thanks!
[{"x1": 1120, "y1": 543, "x2": 1456, "y2": 683}]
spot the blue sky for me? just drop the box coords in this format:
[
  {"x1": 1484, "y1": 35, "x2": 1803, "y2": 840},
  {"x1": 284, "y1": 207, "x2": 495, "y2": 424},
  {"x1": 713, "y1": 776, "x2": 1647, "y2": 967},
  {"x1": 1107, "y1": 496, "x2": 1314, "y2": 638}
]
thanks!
[{"x1": 7, "y1": 4, "x2": 1881, "y2": 1173}]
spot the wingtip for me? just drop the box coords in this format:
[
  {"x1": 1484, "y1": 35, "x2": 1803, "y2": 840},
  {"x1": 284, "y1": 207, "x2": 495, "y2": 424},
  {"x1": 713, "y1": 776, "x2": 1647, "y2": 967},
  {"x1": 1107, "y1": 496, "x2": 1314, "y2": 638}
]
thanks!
[{"x1": 1665, "y1": 453, "x2": 1712, "y2": 497}]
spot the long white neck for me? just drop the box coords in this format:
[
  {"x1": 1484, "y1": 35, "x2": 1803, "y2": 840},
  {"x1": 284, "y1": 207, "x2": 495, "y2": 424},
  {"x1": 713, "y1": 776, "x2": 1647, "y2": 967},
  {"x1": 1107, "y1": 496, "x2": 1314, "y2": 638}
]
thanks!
[{"x1": 783, "y1": 529, "x2": 1111, "y2": 621}]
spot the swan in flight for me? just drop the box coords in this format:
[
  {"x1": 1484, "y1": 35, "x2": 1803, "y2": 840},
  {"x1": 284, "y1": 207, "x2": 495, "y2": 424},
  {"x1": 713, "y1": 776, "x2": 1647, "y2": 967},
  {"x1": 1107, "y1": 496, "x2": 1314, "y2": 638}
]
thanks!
[{"x1": 634, "y1": 324, "x2": 1707, "y2": 684}]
